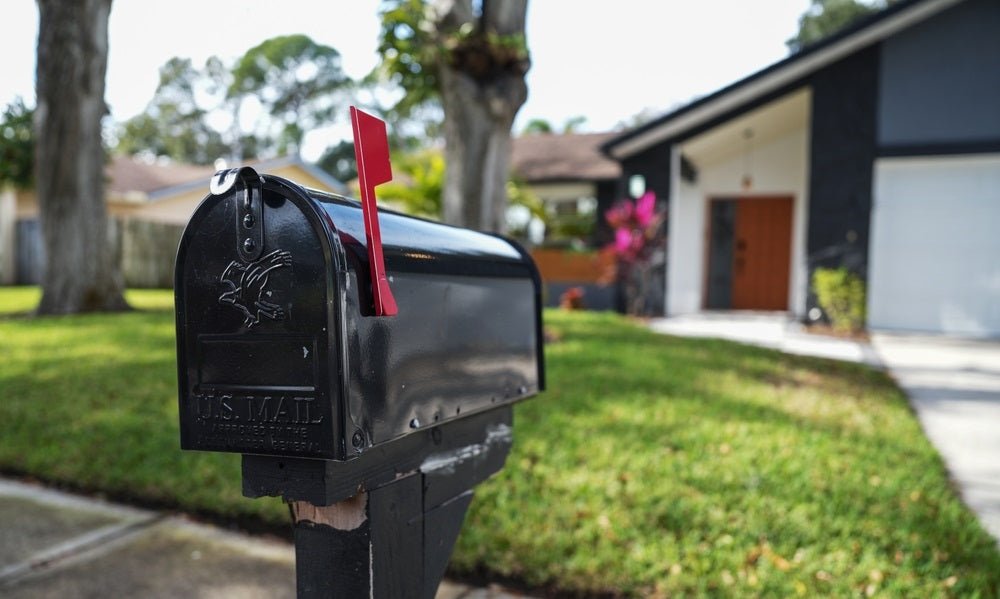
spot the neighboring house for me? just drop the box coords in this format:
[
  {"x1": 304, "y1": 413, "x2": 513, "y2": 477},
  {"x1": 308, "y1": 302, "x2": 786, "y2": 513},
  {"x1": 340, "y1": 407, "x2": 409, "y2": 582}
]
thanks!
[
  {"x1": 510, "y1": 132, "x2": 622, "y2": 246},
  {"x1": 511, "y1": 132, "x2": 623, "y2": 311},
  {"x1": 5, "y1": 155, "x2": 345, "y2": 287},
  {"x1": 602, "y1": 0, "x2": 1000, "y2": 336}
]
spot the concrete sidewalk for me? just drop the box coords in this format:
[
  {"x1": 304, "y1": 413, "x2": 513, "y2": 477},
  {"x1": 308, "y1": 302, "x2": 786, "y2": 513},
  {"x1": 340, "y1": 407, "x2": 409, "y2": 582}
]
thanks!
[
  {"x1": 651, "y1": 312, "x2": 1000, "y2": 545},
  {"x1": 649, "y1": 311, "x2": 882, "y2": 366},
  {"x1": 0, "y1": 479, "x2": 531, "y2": 598},
  {"x1": 870, "y1": 333, "x2": 1000, "y2": 543}
]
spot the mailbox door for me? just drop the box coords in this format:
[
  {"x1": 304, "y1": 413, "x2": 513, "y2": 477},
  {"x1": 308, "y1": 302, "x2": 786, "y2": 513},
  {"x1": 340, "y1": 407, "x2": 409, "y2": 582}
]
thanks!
[{"x1": 176, "y1": 176, "x2": 348, "y2": 460}]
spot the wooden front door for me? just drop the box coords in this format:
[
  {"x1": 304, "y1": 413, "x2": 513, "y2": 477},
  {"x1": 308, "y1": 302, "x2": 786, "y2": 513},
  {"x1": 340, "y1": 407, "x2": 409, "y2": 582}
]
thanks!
[{"x1": 706, "y1": 197, "x2": 793, "y2": 311}]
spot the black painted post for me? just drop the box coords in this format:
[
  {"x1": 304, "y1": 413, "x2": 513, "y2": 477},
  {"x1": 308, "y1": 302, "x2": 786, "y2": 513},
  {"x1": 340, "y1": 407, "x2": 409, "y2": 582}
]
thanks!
[
  {"x1": 254, "y1": 407, "x2": 513, "y2": 599},
  {"x1": 293, "y1": 493, "x2": 372, "y2": 597}
]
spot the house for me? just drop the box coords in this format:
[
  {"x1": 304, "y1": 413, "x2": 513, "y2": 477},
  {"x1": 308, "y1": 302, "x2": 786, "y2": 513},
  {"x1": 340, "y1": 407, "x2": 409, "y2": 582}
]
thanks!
[
  {"x1": 602, "y1": 0, "x2": 1000, "y2": 337},
  {"x1": 3, "y1": 155, "x2": 345, "y2": 287},
  {"x1": 511, "y1": 132, "x2": 623, "y2": 310},
  {"x1": 510, "y1": 131, "x2": 622, "y2": 246},
  {"x1": 104, "y1": 154, "x2": 346, "y2": 226}
]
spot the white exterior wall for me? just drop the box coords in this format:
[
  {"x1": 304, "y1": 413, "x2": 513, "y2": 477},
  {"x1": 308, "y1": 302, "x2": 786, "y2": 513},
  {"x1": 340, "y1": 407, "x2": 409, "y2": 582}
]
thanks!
[
  {"x1": 667, "y1": 127, "x2": 811, "y2": 317},
  {"x1": 869, "y1": 154, "x2": 1000, "y2": 337},
  {"x1": 668, "y1": 151, "x2": 706, "y2": 315},
  {"x1": 0, "y1": 186, "x2": 15, "y2": 285}
]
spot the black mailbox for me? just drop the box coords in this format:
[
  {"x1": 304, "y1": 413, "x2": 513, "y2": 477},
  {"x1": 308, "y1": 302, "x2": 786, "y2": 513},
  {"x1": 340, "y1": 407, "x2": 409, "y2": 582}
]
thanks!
[
  {"x1": 176, "y1": 109, "x2": 543, "y2": 598},
  {"x1": 175, "y1": 166, "x2": 544, "y2": 462}
]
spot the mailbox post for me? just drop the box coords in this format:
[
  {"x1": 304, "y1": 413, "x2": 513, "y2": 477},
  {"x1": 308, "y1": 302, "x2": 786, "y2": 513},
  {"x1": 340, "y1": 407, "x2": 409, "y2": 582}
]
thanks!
[{"x1": 175, "y1": 109, "x2": 543, "y2": 598}]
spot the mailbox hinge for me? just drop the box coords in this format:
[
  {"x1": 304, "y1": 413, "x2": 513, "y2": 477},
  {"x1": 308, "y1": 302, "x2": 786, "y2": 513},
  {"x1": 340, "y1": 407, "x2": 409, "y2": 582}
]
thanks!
[{"x1": 211, "y1": 166, "x2": 265, "y2": 262}]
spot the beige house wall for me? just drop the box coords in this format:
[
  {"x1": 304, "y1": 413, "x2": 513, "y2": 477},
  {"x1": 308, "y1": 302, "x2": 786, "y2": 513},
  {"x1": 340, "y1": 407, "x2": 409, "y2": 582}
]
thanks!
[
  {"x1": 0, "y1": 187, "x2": 16, "y2": 284},
  {"x1": 5, "y1": 162, "x2": 341, "y2": 287}
]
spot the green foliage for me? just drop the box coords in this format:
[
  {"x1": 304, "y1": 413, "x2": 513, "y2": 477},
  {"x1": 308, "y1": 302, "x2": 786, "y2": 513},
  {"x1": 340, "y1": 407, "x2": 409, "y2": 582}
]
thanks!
[
  {"x1": 375, "y1": 0, "x2": 529, "y2": 118},
  {"x1": 812, "y1": 266, "x2": 867, "y2": 332},
  {"x1": 369, "y1": 148, "x2": 542, "y2": 227},
  {"x1": 521, "y1": 118, "x2": 553, "y2": 135},
  {"x1": 316, "y1": 140, "x2": 359, "y2": 183},
  {"x1": 375, "y1": 0, "x2": 442, "y2": 118},
  {"x1": 378, "y1": 148, "x2": 445, "y2": 218},
  {"x1": 505, "y1": 176, "x2": 547, "y2": 241},
  {"x1": 521, "y1": 116, "x2": 588, "y2": 136},
  {"x1": 230, "y1": 34, "x2": 350, "y2": 156},
  {"x1": 787, "y1": 0, "x2": 888, "y2": 52},
  {"x1": 116, "y1": 35, "x2": 349, "y2": 163},
  {"x1": 4, "y1": 292, "x2": 996, "y2": 596},
  {"x1": 0, "y1": 98, "x2": 34, "y2": 189},
  {"x1": 546, "y1": 212, "x2": 596, "y2": 241},
  {"x1": 116, "y1": 57, "x2": 236, "y2": 164},
  {"x1": 561, "y1": 115, "x2": 587, "y2": 134},
  {"x1": 0, "y1": 286, "x2": 40, "y2": 314}
]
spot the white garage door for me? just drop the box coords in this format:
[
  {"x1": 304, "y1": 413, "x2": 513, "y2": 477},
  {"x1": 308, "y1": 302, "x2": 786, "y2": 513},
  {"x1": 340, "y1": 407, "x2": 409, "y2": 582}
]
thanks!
[{"x1": 869, "y1": 155, "x2": 1000, "y2": 337}]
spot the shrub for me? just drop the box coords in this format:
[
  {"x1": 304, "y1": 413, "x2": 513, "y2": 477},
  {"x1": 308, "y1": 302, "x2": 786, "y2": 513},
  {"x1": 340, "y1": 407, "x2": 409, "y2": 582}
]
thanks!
[
  {"x1": 812, "y1": 266, "x2": 866, "y2": 332},
  {"x1": 558, "y1": 286, "x2": 585, "y2": 310}
]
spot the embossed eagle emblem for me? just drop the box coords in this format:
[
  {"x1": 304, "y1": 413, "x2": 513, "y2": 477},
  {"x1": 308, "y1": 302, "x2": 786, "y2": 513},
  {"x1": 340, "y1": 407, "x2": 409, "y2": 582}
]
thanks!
[{"x1": 219, "y1": 249, "x2": 292, "y2": 327}]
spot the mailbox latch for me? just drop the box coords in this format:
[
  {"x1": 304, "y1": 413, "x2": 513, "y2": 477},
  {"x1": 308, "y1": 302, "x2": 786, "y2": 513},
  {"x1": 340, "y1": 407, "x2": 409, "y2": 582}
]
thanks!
[{"x1": 210, "y1": 166, "x2": 265, "y2": 263}]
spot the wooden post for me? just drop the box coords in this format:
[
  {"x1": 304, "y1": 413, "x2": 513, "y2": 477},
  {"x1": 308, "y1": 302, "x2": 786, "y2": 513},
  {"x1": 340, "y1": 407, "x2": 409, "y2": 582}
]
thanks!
[
  {"x1": 291, "y1": 491, "x2": 373, "y2": 598},
  {"x1": 244, "y1": 408, "x2": 514, "y2": 598},
  {"x1": 290, "y1": 472, "x2": 474, "y2": 599}
]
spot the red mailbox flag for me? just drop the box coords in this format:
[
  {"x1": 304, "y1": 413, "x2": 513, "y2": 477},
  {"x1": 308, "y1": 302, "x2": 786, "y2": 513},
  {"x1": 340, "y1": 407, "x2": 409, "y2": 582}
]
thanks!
[{"x1": 351, "y1": 106, "x2": 398, "y2": 316}]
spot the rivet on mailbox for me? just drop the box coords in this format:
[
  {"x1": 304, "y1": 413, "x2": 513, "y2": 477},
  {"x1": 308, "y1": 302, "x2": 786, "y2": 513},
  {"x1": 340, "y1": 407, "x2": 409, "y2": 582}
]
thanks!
[{"x1": 175, "y1": 107, "x2": 544, "y2": 598}]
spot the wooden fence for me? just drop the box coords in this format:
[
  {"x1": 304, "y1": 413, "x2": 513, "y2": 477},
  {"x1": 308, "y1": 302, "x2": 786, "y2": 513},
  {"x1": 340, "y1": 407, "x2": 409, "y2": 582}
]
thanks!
[
  {"x1": 13, "y1": 217, "x2": 183, "y2": 289},
  {"x1": 119, "y1": 218, "x2": 184, "y2": 289}
]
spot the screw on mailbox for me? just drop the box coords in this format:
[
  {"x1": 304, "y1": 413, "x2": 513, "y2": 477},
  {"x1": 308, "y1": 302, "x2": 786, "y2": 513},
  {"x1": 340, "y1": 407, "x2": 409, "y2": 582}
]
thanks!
[{"x1": 174, "y1": 107, "x2": 545, "y2": 598}]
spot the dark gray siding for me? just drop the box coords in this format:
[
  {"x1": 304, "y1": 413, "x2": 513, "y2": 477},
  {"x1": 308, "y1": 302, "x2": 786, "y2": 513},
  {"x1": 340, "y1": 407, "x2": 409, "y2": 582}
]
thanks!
[
  {"x1": 593, "y1": 179, "x2": 620, "y2": 248},
  {"x1": 616, "y1": 149, "x2": 671, "y2": 316},
  {"x1": 807, "y1": 46, "x2": 879, "y2": 285},
  {"x1": 879, "y1": 0, "x2": 1000, "y2": 148},
  {"x1": 705, "y1": 200, "x2": 736, "y2": 309},
  {"x1": 619, "y1": 146, "x2": 673, "y2": 205}
]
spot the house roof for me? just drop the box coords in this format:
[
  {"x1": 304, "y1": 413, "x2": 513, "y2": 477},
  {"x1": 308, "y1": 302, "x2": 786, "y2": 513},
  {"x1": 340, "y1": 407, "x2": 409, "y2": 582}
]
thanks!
[
  {"x1": 106, "y1": 154, "x2": 347, "y2": 201},
  {"x1": 602, "y1": 0, "x2": 965, "y2": 159},
  {"x1": 106, "y1": 156, "x2": 216, "y2": 196},
  {"x1": 511, "y1": 132, "x2": 621, "y2": 183}
]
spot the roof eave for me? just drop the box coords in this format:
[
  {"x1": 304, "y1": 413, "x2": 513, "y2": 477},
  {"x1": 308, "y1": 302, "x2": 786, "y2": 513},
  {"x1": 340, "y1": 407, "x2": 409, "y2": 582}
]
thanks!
[
  {"x1": 145, "y1": 156, "x2": 348, "y2": 203},
  {"x1": 603, "y1": 0, "x2": 963, "y2": 160},
  {"x1": 524, "y1": 175, "x2": 620, "y2": 185}
]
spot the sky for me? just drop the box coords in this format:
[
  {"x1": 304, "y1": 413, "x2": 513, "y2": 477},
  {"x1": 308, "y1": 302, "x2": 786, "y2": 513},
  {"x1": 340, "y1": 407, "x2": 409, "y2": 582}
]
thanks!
[{"x1": 0, "y1": 1, "x2": 811, "y2": 161}]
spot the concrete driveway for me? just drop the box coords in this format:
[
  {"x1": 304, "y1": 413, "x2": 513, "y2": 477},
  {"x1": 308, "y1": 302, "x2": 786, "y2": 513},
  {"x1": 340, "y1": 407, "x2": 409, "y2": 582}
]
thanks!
[
  {"x1": 871, "y1": 333, "x2": 1000, "y2": 544},
  {"x1": 0, "y1": 477, "x2": 531, "y2": 598}
]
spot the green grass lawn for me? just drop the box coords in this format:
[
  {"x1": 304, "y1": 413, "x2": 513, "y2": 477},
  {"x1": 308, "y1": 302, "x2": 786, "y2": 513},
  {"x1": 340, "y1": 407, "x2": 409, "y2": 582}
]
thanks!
[{"x1": 2, "y1": 288, "x2": 999, "y2": 597}]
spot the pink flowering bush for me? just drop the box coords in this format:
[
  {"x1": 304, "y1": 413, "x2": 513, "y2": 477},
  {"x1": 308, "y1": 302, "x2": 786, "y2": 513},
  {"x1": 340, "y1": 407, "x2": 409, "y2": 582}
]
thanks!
[
  {"x1": 602, "y1": 191, "x2": 667, "y2": 315},
  {"x1": 606, "y1": 191, "x2": 661, "y2": 260}
]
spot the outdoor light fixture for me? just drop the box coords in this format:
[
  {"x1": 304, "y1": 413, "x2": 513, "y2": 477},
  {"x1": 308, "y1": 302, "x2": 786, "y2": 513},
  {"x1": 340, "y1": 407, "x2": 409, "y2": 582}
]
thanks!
[{"x1": 629, "y1": 174, "x2": 646, "y2": 199}]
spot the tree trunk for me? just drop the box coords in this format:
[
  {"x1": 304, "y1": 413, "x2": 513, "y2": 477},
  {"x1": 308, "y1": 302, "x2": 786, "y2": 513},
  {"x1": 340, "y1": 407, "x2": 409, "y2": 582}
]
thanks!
[
  {"x1": 35, "y1": 0, "x2": 128, "y2": 314},
  {"x1": 439, "y1": 70, "x2": 522, "y2": 232},
  {"x1": 435, "y1": 0, "x2": 529, "y2": 233}
]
